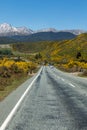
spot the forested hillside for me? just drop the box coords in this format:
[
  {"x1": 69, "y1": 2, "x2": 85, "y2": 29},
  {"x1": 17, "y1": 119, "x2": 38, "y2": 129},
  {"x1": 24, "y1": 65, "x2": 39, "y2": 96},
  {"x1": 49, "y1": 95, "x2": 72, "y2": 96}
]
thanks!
[
  {"x1": 12, "y1": 33, "x2": 87, "y2": 60},
  {"x1": 12, "y1": 33, "x2": 87, "y2": 74},
  {"x1": 0, "y1": 33, "x2": 87, "y2": 100}
]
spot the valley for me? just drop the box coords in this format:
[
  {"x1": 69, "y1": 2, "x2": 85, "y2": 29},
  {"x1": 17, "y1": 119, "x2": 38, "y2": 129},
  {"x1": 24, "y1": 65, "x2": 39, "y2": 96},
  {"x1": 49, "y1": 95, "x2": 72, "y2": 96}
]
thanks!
[{"x1": 0, "y1": 23, "x2": 87, "y2": 101}]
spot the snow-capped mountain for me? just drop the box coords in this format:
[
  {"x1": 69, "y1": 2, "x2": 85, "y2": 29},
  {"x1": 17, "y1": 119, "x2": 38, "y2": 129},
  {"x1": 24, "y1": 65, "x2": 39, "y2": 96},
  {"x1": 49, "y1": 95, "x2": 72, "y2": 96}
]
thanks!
[
  {"x1": 36, "y1": 28, "x2": 86, "y2": 35},
  {"x1": 0, "y1": 23, "x2": 13, "y2": 32},
  {"x1": 0, "y1": 23, "x2": 86, "y2": 36},
  {"x1": 59, "y1": 29, "x2": 86, "y2": 35},
  {"x1": 0, "y1": 23, "x2": 34, "y2": 36},
  {"x1": 36, "y1": 28, "x2": 58, "y2": 33},
  {"x1": 16, "y1": 27, "x2": 33, "y2": 35}
]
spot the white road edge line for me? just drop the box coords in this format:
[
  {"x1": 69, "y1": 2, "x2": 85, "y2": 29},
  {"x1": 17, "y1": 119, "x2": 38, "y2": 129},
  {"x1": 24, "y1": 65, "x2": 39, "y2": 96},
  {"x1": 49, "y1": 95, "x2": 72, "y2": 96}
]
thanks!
[
  {"x1": 61, "y1": 78, "x2": 65, "y2": 81},
  {"x1": 69, "y1": 83, "x2": 75, "y2": 88},
  {"x1": 0, "y1": 67, "x2": 43, "y2": 130}
]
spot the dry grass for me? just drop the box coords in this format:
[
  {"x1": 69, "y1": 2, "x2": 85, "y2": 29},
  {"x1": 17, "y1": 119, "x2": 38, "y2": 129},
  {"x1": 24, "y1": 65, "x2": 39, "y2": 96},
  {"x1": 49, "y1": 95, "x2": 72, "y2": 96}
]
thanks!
[{"x1": 0, "y1": 74, "x2": 31, "y2": 101}]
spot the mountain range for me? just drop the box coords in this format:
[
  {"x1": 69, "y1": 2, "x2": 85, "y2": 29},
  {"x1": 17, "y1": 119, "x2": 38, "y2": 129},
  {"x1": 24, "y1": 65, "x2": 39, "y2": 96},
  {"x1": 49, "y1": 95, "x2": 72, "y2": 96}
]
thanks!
[
  {"x1": 0, "y1": 23, "x2": 86, "y2": 36},
  {"x1": 0, "y1": 23, "x2": 33, "y2": 36},
  {"x1": 0, "y1": 23, "x2": 86, "y2": 43}
]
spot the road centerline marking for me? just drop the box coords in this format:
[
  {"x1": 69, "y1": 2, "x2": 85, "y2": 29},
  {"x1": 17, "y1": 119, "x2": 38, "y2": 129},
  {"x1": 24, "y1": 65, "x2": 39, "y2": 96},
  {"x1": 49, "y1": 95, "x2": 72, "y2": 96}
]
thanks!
[
  {"x1": 61, "y1": 78, "x2": 65, "y2": 81},
  {"x1": 69, "y1": 83, "x2": 75, "y2": 87}
]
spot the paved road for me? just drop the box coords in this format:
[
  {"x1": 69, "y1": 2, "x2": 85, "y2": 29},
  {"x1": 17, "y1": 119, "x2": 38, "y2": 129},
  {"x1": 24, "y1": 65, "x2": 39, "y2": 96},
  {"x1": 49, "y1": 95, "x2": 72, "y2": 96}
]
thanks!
[{"x1": 4, "y1": 66, "x2": 87, "y2": 130}]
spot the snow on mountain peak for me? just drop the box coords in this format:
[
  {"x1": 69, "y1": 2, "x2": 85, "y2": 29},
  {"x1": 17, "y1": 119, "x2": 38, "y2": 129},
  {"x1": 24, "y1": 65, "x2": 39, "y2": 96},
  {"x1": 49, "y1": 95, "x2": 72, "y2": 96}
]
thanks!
[
  {"x1": 17, "y1": 27, "x2": 34, "y2": 34},
  {"x1": 0, "y1": 23, "x2": 11, "y2": 27},
  {"x1": 0, "y1": 23, "x2": 86, "y2": 36},
  {"x1": 0, "y1": 23, "x2": 13, "y2": 33},
  {"x1": 59, "y1": 29, "x2": 86, "y2": 35},
  {"x1": 36, "y1": 28, "x2": 58, "y2": 33},
  {"x1": 0, "y1": 23, "x2": 34, "y2": 36}
]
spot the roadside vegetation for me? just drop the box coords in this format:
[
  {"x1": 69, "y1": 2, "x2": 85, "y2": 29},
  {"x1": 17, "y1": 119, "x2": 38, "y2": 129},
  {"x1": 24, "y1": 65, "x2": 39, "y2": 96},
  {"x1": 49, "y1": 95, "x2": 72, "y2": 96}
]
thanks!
[
  {"x1": 12, "y1": 33, "x2": 87, "y2": 76},
  {"x1": 0, "y1": 55, "x2": 38, "y2": 100},
  {"x1": 0, "y1": 33, "x2": 87, "y2": 100}
]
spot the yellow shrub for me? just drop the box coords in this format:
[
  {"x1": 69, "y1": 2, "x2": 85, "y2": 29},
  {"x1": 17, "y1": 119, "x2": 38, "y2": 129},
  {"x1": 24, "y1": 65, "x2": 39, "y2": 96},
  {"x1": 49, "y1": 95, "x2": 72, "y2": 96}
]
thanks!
[
  {"x1": 0, "y1": 58, "x2": 37, "y2": 75},
  {"x1": 4, "y1": 60, "x2": 15, "y2": 68},
  {"x1": 16, "y1": 62, "x2": 29, "y2": 73}
]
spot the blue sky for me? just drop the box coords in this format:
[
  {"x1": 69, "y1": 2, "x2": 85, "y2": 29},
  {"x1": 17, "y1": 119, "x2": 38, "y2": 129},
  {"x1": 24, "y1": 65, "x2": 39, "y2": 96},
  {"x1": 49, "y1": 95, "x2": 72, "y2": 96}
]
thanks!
[{"x1": 0, "y1": 0, "x2": 87, "y2": 30}]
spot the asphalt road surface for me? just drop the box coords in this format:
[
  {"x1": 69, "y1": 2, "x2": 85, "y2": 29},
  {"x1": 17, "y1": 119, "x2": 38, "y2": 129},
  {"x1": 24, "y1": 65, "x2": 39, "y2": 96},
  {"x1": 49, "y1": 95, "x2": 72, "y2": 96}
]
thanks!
[{"x1": 4, "y1": 66, "x2": 87, "y2": 130}]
